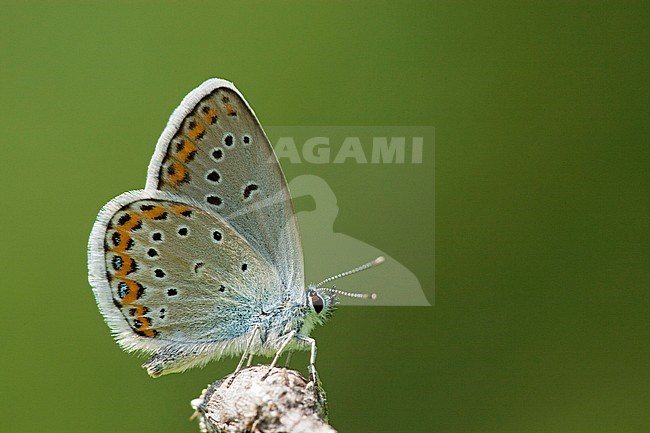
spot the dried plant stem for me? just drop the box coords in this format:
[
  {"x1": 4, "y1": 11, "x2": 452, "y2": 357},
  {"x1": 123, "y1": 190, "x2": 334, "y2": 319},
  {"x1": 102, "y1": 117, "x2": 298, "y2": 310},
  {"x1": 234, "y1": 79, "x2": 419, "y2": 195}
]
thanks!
[{"x1": 191, "y1": 365, "x2": 336, "y2": 433}]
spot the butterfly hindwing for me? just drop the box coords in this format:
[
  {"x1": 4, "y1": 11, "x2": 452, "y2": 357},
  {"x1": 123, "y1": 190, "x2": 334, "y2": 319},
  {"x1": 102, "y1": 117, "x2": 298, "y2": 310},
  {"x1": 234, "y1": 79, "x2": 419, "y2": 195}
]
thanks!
[
  {"x1": 145, "y1": 79, "x2": 304, "y2": 296},
  {"x1": 88, "y1": 190, "x2": 284, "y2": 354}
]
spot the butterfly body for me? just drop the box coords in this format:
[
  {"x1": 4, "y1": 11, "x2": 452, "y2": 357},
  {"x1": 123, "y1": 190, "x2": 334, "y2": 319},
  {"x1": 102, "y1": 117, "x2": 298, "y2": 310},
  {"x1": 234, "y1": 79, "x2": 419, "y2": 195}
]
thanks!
[{"x1": 88, "y1": 79, "x2": 334, "y2": 377}]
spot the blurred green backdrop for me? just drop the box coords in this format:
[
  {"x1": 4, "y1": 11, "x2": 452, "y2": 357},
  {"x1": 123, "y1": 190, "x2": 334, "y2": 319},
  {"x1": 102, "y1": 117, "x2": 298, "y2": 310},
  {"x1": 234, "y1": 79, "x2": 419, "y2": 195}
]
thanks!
[{"x1": 0, "y1": 1, "x2": 647, "y2": 432}]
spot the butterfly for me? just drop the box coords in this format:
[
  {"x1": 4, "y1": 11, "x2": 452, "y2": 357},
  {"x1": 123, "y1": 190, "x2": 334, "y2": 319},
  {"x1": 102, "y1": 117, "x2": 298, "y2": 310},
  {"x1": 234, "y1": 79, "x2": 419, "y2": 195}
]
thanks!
[{"x1": 87, "y1": 79, "x2": 379, "y2": 380}]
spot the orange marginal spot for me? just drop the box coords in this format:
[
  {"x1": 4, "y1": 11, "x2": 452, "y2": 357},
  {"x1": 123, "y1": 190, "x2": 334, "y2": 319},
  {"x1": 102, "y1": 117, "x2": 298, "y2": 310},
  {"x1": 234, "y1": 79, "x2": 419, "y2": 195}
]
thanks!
[
  {"x1": 138, "y1": 316, "x2": 151, "y2": 328},
  {"x1": 130, "y1": 304, "x2": 148, "y2": 316},
  {"x1": 141, "y1": 206, "x2": 167, "y2": 220},
  {"x1": 176, "y1": 140, "x2": 198, "y2": 162},
  {"x1": 120, "y1": 279, "x2": 143, "y2": 304},
  {"x1": 133, "y1": 306, "x2": 157, "y2": 337},
  {"x1": 167, "y1": 161, "x2": 187, "y2": 185},
  {"x1": 188, "y1": 122, "x2": 206, "y2": 140},
  {"x1": 114, "y1": 253, "x2": 136, "y2": 278},
  {"x1": 119, "y1": 213, "x2": 142, "y2": 231},
  {"x1": 202, "y1": 108, "x2": 218, "y2": 124},
  {"x1": 112, "y1": 231, "x2": 132, "y2": 253},
  {"x1": 170, "y1": 204, "x2": 192, "y2": 217},
  {"x1": 139, "y1": 328, "x2": 157, "y2": 337},
  {"x1": 225, "y1": 103, "x2": 236, "y2": 116}
]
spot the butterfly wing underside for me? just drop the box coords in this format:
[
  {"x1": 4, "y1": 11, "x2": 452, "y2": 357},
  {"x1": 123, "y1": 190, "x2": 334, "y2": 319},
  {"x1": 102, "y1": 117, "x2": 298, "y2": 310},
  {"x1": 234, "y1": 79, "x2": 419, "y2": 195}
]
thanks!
[
  {"x1": 88, "y1": 191, "x2": 284, "y2": 353},
  {"x1": 146, "y1": 79, "x2": 303, "y2": 294},
  {"x1": 88, "y1": 79, "x2": 304, "y2": 374}
]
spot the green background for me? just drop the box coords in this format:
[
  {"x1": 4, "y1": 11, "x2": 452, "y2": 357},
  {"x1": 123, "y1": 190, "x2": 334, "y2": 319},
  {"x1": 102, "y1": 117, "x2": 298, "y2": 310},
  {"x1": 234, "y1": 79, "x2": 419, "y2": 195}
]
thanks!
[{"x1": 1, "y1": 1, "x2": 647, "y2": 432}]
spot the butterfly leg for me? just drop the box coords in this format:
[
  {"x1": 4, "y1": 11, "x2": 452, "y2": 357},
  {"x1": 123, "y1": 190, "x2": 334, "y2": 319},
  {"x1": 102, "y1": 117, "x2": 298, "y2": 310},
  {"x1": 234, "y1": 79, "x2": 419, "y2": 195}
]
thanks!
[
  {"x1": 246, "y1": 352, "x2": 255, "y2": 367},
  {"x1": 228, "y1": 327, "x2": 260, "y2": 386},
  {"x1": 262, "y1": 330, "x2": 296, "y2": 379},
  {"x1": 284, "y1": 350, "x2": 293, "y2": 366},
  {"x1": 295, "y1": 334, "x2": 318, "y2": 383}
]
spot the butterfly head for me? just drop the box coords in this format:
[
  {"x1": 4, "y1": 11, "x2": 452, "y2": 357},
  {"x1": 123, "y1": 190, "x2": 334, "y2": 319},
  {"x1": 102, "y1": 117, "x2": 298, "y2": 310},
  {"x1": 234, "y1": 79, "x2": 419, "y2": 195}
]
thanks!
[
  {"x1": 305, "y1": 282, "x2": 379, "y2": 328},
  {"x1": 303, "y1": 257, "x2": 384, "y2": 329},
  {"x1": 306, "y1": 287, "x2": 337, "y2": 325}
]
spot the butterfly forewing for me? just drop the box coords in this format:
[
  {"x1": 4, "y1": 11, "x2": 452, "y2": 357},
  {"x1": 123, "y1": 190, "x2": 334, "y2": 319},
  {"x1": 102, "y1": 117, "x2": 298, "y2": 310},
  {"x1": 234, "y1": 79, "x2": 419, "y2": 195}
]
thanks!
[
  {"x1": 96, "y1": 191, "x2": 284, "y2": 346},
  {"x1": 146, "y1": 80, "x2": 303, "y2": 295}
]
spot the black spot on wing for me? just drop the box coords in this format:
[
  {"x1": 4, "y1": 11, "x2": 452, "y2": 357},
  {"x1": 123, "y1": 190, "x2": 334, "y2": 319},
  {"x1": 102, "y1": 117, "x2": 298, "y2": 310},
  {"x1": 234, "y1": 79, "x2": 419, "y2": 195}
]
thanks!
[
  {"x1": 207, "y1": 195, "x2": 222, "y2": 206},
  {"x1": 243, "y1": 183, "x2": 259, "y2": 199}
]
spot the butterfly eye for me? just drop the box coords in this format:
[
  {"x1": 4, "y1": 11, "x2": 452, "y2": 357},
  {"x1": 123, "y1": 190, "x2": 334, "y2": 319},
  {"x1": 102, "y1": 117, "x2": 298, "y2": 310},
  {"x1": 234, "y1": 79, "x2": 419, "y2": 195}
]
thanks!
[{"x1": 310, "y1": 293, "x2": 325, "y2": 314}]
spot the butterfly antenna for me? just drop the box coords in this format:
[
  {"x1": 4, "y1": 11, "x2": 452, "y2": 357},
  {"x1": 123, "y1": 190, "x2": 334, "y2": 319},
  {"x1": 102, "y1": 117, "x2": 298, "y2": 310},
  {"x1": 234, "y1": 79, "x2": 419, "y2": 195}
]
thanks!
[
  {"x1": 316, "y1": 256, "x2": 385, "y2": 299},
  {"x1": 321, "y1": 285, "x2": 377, "y2": 300}
]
